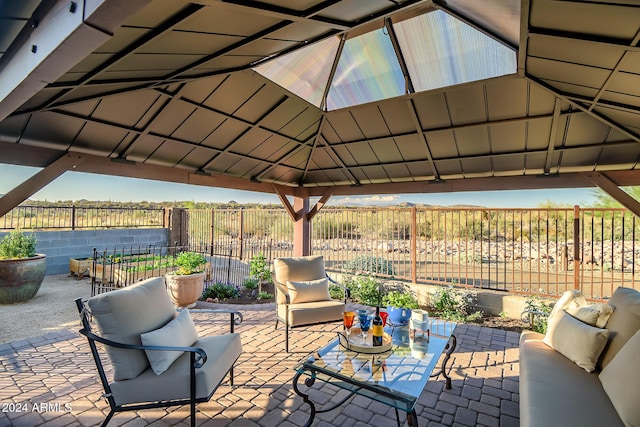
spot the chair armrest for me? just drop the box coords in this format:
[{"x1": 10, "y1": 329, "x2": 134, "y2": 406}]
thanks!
[
  {"x1": 78, "y1": 328, "x2": 209, "y2": 368},
  {"x1": 327, "y1": 275, "x2": 350, "y2": 303},
  {"x1": 183, "y1": 308, "x2": 243, "y2": 333},
  {"x1": 273, "y1": 279, "x2": 291, "y2": 304}
]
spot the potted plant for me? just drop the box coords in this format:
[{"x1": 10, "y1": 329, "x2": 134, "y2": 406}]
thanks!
[
  {"x1": 0, "y1": 230, "x2": 46, "y2": 304},
  {"x1": 383, "y1": 290, "x2": 419, "y2": 326},
  {"x1": 165, "y1": 251, "x2": 207, "y2": 308}
]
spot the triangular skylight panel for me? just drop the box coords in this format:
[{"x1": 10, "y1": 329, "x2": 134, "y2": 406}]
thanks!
[
  {"x1": 326, "y1": 28, "x2": 406, "y2": 111},
  {"x1": 254, "y1": 37, "x2": 339, "y2": 108},
  {"x1": 394, "y1": 10, "x2": 516, "y2": 93}
]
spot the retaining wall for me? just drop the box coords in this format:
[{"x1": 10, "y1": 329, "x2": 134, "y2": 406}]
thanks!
[{"x1": 0, "y1": 229, "x2": 169, "y2": 275}]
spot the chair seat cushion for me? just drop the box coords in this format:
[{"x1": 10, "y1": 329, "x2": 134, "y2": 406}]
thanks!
[
  {"x1": 279, "y1": 300, "x2": 345, "y2": 327},
  {"x1": 110, "y1": 333, "x2": 242, "y2": 406}
]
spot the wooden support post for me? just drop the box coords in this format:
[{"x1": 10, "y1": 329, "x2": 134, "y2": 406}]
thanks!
[
  {"x1": 573, "y1": 205, "x2": 581, "y2": 290},
  {"x1": 293, "y1": 196, "x2": 311, "y2": 257}
]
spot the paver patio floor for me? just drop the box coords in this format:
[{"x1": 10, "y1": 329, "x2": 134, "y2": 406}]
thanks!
[{"x1": 0, "y1": 302, "x2": 520, "y2": 427}]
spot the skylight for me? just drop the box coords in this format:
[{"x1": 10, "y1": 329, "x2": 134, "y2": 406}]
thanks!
[{"x1": 254, "y1": 7, "x2": 517, "y2": 111}]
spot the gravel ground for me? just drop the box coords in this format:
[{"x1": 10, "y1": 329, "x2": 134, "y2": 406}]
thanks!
[{"x1": 0, "y1": 274, "x2": 91, "y2": 344}]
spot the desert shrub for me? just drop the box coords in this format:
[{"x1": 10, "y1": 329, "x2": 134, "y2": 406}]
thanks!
[
  {"x1": 243, "y1": 277, "x2": 259, "y2": 290},
  {"x1": 344, "y1": 275, "x2": 384, "y2": 306},
  {"x1": 344, "y1": 255, "x2": 396, "y2": 276},
  {"x1": 202, "y1": 282, "x2": 240, "y2": 300},
  {"x1": 522, "y1": 295, "x2": 552, "y2": 333},
  {"x1": 257, "y1": 291, "x2": 273, "y2": 300},
  {"x1": 429, "y1": 286, "x2": 483, "y2": 323}
]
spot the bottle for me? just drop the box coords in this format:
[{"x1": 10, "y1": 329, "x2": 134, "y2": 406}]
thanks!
[{"x1": 372, "y1": 291, "x2": 383, "y2": 347}]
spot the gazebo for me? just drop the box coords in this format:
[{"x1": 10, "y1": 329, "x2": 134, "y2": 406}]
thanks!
[{"x1": 1, "y1": 0, "x2": 639, "y2": 255}]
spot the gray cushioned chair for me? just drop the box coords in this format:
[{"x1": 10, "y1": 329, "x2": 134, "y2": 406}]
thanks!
[
  {"x1": 272, "y1": 255, "x2": 348, "y2": 352},
  {"x1": 75, "y1": 276, "x2": 243, "y2": 427}
]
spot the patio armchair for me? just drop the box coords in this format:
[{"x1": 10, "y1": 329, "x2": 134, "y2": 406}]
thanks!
[
  {"x1": 75, "y1": 276, "x2": 243, "y2": 427},
  {"x1": 272, "y1": 255, "x2": 349, "y2": 352}
]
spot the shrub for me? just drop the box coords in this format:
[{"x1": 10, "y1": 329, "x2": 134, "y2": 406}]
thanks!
[
  {"x1": 522, "y1": 295, "x2": 552, "y2": 333},
  {"x1": 202, "y1": 282, "x2": 240, "y2": 300},
  {"x1": 344, "y1": 255, "x2": 396, "y2": 276},
  {"x1": 429, "y1": 286, "x2": 483, "y2": 323},
  {"x1": 243, "y1": 277, "x2": 259, "y2": 290},
  {"x1": 249, "y1": 252, "x2": 271, "y2": 283},
  {"x1": 174, "y1": 252, "x2": 207, "y2": 275},
  {"x1": 383, "y1": 290, "x2": 419, "y2": 309},
  {"x1": 0, "y1": 230, "x2": 37, "y2": 259},
  {"x1": 344, "y1": 275, "x2": 384, "y2": 306},
  {"x1": 257, "y1": 291, "x2": 273, "y2": 300}
]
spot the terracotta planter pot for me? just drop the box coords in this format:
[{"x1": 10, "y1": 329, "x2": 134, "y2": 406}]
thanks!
[
  {"x1": 165, "y1": 272, "x2": 205, "y2": 308},
  {"x1": 0, "y1": 254, "x2": 46, "y2": 304}
]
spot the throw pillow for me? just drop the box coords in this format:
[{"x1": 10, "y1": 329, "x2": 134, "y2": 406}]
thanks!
[
  {"x1": 140, "y1": 309, "x2": 199, "y2": 375},
  {"x1": 286, "y1": 278, "x2": 331, "y2": 304},
  {"x1": 566, "y1": 303, "x2": 615, "y2": 328},
  {"x1": 543, "y1": 310, "x2": 609, "y2": 372},
  {"x1": 548, "y1": 289, "x2": 588, "y2": 321},
  {"x1": 599, "y1": 330, "x2": 640, "y2": 427}
]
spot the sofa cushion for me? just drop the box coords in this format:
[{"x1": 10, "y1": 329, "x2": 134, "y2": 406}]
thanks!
[
  {"x1": 566, "y1": 303, "x2": 615, "y2": 328},
  {"x1": 600, "y1": 330, "x2": 640, "y2": 427},
  {"x1": 110, "y1": 333, "x2": 242, "y2": 406},
  {"x1": 543, "y1": 310, "x2": 609, "y2": 372},
  {"x1": 286, "y1": 278, "x2": 331, "y2": 304},
  {"x1": 599, "y1": 287, "x2": 640, "y2": 370},
  {"x1": 87, "y1": 277, "x2": 176, "y2": 381},
  {"x1": 519, "y1": 336, "x2": 624, "y2": 427},
  {"x1": 141, "y1": 309, "x2": 199, "y2": 375}
]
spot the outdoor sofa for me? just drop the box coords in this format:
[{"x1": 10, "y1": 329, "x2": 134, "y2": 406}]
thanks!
[{"x1": 519, "y1": 286, "x2": 640, "y2": 427}]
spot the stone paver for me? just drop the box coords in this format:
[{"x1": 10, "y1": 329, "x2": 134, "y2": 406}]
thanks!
[{"x1": 0, "y1": 304, "x2": 520, "y2": 426}]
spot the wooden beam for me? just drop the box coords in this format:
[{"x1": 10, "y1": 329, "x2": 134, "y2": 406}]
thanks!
[
  {"x1": 273, "y1": 185, "x2": 299, "y2": 221},
  {"x1": 307, "y1": 188, "x2": 334, "y2": 221},
  {"x1": 0, "y1": 153, "x2": 87, "y2": 217},
  {"x1": 585, "y1": 172, "x2": 640, "y2": 217}
]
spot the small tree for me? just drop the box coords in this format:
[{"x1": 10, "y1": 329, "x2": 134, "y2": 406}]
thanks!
[{"x1": 249, "y1": 252, "x2": 271, "y2": 294}]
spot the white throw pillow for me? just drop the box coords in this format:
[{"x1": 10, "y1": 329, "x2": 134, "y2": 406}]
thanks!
[
  {"x1": 548, "y1": 289, "x2": 588, "y2": 321},
  {"x1": 566, "y1": 303, "x2": 615, "y2": 328},
  {"x1": 140, "y1": 309, "x2": 199, "y2": 375},
  {"x1": 286, "y1": 278, "x2": 331, "y2": 304},
  {"x1": 543, "y1": 310, "x2": 609, "y2": 372},
  {"x1": 599, "y1": 330, "x2": 640, "y2": 427}
]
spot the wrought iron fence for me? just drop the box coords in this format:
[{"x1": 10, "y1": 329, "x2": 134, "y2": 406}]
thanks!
[
  {"x1": 183, "y1": 206, "x2": 639, "y2": 300},
  {"x1": 0, "y1": 205, "x2": 166, "y2": 230},
  {"x1": 3, "y1": 204, "x2": 638, "y2": 300}
]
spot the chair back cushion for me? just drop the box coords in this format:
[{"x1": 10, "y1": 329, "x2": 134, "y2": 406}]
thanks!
[
  {"x1": 274, "y1": 255, "x2": 326, "y2": 284},
  {"x1": 87, "y1": 277, "x2": 176, "y2": 380}
]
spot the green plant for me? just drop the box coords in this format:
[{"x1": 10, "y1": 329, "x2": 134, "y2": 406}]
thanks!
[
  {"x1": 173, "y1": 251, "x2": 207, "y2": 275},
  {"x1": 243, "y1": 277, "x2": 259, "y2": 290},
  {"x1": 329, "y1": 284, "x2": 347, "y2": 300},
  {"x1": 202, "y1": 282, "x2": 240, "y2": 300},
  {"x1": 0, "y1": 230, "x2": 37, "y2": 259},
  {"x1": 257, "y1": 291, "x2": 273, "y2": 300},
  {"x1": 522, "y1": 295, "x2": 552, "y2": 334},
  {"x1": 344, "y1": 255, "x2": 396, "y2": 276},
  {"x1": 429, "y1": 286, "x2": 483, "y2": 323},
  {"x1": 383, "y1": 290, "x2": 419, "y2": 309},
  {"x1": 249, "y1": 252, "x2": 271, "y2": 293},
  {"x1": 345, "y1": 275, "x2": 384, "y2": 306}
]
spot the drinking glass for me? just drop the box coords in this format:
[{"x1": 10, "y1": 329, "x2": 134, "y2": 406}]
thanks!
[
  {"x1": 343, "y1": 311, "x2": 356, "y2": 342},
  {"x1": 359, "y1": 313, "x2": 372, "y2": 343}
]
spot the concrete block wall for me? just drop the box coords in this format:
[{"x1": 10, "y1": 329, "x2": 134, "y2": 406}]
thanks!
[{"x1": 0, "y1": 228, "x2": 169, "y2": 275}]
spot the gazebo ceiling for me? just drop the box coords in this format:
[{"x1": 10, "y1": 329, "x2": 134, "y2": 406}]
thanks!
[{"x1": 0, "y1": 0, "x2": 639, "y2": 206}]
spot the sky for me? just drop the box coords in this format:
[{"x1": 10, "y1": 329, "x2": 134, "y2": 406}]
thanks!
[{"x1": 0, "y1": 164, "x2": 598, "y2": 208}]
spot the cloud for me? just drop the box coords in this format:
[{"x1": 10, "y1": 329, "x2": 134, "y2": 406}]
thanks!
[{"x1": 331, "y1": 195, "x2": 400, "y2": 205}]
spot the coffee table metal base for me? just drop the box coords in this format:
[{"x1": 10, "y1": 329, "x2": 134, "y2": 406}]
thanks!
[{"x1": 293, "y1": 333, "x2": 457, "y2": 427}]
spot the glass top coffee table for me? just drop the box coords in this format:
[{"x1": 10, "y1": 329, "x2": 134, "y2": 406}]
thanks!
[{"x1": 292, "y1": 319, "x2": 457, "y2": 427}]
